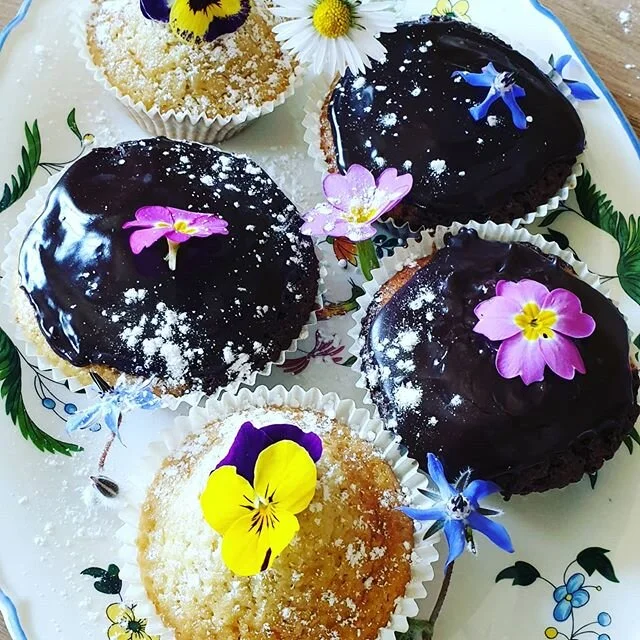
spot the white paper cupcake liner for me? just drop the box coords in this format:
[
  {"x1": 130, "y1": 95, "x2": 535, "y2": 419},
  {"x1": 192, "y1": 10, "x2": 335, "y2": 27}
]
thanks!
[
  {"x1": 347, "y1": 220, "x2": 638, "y2": 409},
  {"x1": 301, "y1": 30, "x2": 583, "y2": 233},
  {"x1": 116, "y1": 384, "x2": 440, "y2": 639},
  {"x1": 72, "y1": 2, "x2": 305, "y2": 144},
  {"x1": 1, "y1": 173, "x2": 326, "y2": 410}
]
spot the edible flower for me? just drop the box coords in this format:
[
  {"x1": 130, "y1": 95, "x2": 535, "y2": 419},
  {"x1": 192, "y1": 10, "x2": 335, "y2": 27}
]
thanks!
[
  {"x1": 66, "y1": 374, "x2": 161, "y2": 441},
  {"x1": 452, "y1": 62, "x2": 529, "y2": 130},
  {"x1": 140, "y1": 0, "x2": 251, "y2": 43},
  {"x1": 552, "y1": 573, "x2": 591, "y2": 622},
  {"x1": 270, "y1": 0, "x2": 398, "y2": 76},
  {"x1": 551, "y1": 54, "x2": 599, "y2": 101},
  {"x1": 123, "y1": 205, "x2": 229, "y2": 271},
  {"x1": 401, "y1": 453, "x2": 514, "y2": 568},
  {"x1": 301, "y1": 164, "x2": 413, "y2": 243},
  {"x1": 473, "y1": 280, "x2": 596, "y2": 385},
  {"x1": 431, "y1": 0, "x2": 471, "y2": 22},
  {"x1": 200, "y1": 421, "x2": 322, "y2": 576}
]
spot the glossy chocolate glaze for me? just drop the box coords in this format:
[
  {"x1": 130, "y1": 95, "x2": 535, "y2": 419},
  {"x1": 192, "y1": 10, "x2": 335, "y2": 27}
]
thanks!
[
  {"x1": 19, "y1": 138, "x2": 319, "y2": 393},
  {"x1": 328, "y1": 19, "x2": 586, "y2": 225},
  {"x1": 361, "y1": 230, "x2": 635, "y2": 482}
]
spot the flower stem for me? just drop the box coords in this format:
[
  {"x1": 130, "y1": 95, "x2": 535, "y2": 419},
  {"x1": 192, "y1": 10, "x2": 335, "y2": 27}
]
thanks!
[
  {"x1": 423, "y1": 563, "x2": 454, "y2": 639},
  {"x1": 165, "y1": 239, "x2": 179, "y2": 271},
  {"x1": 98, "y1": 432, "x2": 116, "y2": 472},
  {"x1": 357, "y1": 238, "x2": 379, "y2": 281}
]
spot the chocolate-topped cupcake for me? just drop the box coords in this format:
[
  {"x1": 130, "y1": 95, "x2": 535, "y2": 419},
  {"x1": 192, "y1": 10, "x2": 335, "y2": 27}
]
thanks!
[
  {"x1": 14, "y1": 138, "x2": 319, "y2": 396},
  {"x1": 358, "y1": 228, "x2": 639, "y2": 496},
  {"x1": 317, "y1": 18, "x2": 585, "y2": 229}
]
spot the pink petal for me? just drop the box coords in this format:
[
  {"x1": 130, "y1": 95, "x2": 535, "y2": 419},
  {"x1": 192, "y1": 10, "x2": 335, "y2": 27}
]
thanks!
[
  {"x1": 542, "y1": 289, "x2": 596, "y2": 338},
  {"x1": 495, "y1": 279, "x2": 549, "y2": 308},
  {"x1": 165, "y1": 230, "x2": 194, "y2": 244},
  {"x1": 496, "y1": 334, "x2": 547, "y2": 385},
  {"x1": 133, "y1": 206, "x2": 174, "y2": 225},
  {"x1": 375, "y1": 168, "x2": 414, "y2": 216},
  {"x1": 473, "y1": 296, "x2": 522, "y2": 341},
  {"x1": 344, "y1": 223, "x2": 377, "y2": 242},
  {"x1": 323, "y1": 165, "x2": 376, "y2": 212},
  {"x1": 301, "y1": 204, "x2": 345, "y2": 237},
  {"x1": 128, "y1": 227, "x2": 170, "y2": 254},
  {"x1": 539, "y1": 333, "x2": 586, "y2": 380}
]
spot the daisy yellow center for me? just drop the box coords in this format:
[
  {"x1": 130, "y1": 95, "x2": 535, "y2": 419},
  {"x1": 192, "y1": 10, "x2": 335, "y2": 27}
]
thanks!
[
  {"x1": 346, "y1": 203, "x2": 377, "y2": 224},
  {"x1": 514, "y1": 302, "x2": 557, "y2": 341},
  {"x1": 312, "y1": 0, "x2": 353, "y2": 38}
]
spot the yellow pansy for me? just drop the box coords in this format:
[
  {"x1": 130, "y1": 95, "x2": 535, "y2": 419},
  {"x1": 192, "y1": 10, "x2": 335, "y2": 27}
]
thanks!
[
  {"x1": 201, "y1": 440, "x2": 318, "y2": 576},
  {"x1": 432, "y1": 0, "x2": 471, "y2": 22},
  {"x1": 170, "y1": 0, "x2": 251, "y2": 43},
  {"x1": 106, "y1": 603, "x2": 159, "y2": 640}
]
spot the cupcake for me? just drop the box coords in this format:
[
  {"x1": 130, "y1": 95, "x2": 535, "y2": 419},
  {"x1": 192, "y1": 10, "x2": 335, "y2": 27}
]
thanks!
[
  {"x1": 10, "y1": 137, "x2": 319, "y2": 398},
  {"x1": 313, "y1": 18, "x2": 585, "y2": 229},
  {"x1": 120, "y1": 386, "x2": 436, "y2": 640},
  {"x1": 355, "y1": 227, "x2": 639, "y2": 496},
  {"x1": 78, "y1": 0, "x2": 301, "y2": 142}
]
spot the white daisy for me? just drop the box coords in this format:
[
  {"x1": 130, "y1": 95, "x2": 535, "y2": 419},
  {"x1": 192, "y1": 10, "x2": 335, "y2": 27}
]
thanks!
[{"x1": 270, "y1": 0, "x2": 398, "y2": 77}]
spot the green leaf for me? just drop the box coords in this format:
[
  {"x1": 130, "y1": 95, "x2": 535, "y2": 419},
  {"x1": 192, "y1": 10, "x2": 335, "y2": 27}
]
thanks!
[
  {"x1": 576, "y1": 547, "x2": 619, "y2": 583},
  {"x1": 0, "y1": 327, "x2": 82, "y2": 456},
  {"x1": 589, "y1": 472, "x2": 598, "y2": 489},
  {"x1": 395, "y1": 618, "x2": 432, "y2": 640},
  {"x1": 80, "y1": 567, "x2": 107, "y2": 578},
  {"x1": 423, "y1": 519, "x2": 445, "y2": 540},
  {"x1": 0, "y1": 121, "x2": 42, "y2": 214},
  {"x1": 357, "y1": 239, "x2": 380, "y2": 281},
  {"x1": 634, "y1": 335, "x2": 640, "y2": 352},
  {"x1": 495, "y1": 561, "x2": 541, "y2": 586},
  {"x1": 66, "y1": 108, "x2": 82, "y2": 142},
  {"x1": 542, "y1": 229, "x2": 570, "y2": 251},
  {"x1": 624, "y1": 435, "x2": 634, "y2": 454},
  {"x1": 630, "y1": 426, "x2": 640, "y2": 446},
  {"x1": 538, "y1": 208, "x2": 566, "y2": 228},
  {"x1": 82, "y1": 564, "x2": 122, "y2": 595},
  {"x1": 340, "y1": 355, "x2": 357, "y2": 368}
]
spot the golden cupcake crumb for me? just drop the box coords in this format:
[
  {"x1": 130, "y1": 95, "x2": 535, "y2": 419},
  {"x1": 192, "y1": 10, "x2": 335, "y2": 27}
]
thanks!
[
  {"x1": 86, "y1": 0, "x2": 299, "y2": 118},
  {"x1": 137, "y1": 407, "x2": 414, "y2": 640}
]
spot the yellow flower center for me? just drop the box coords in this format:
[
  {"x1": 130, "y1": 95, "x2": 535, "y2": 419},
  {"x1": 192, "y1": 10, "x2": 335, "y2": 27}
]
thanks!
[
  {"x1": 565, "y1": 593, "x2": 573, "y2": 601},
  {"x1": 249, "y1": 495, "x2": 280, "y2": 535},
  {"x1": 345, "y1": 203, "x2": 378, "y2": 224},
  {"x1": 173, "y1": 219, "x2": 196, "y2": 234},
  {"x1": 312, "y1": 0, "x2": 353, "y2": 38},
  {"x1": 514, "y1": 302, "x2": 557, "y2": 341},
  {"x1": 545, "y1": 628, "x2": 559, "y2": 639}
]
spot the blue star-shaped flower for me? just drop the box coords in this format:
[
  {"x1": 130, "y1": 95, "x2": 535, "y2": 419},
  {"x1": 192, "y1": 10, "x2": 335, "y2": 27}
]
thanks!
[
  {"x1": 552, "y1": 54, "x2": 599, "y2": 101},
  {"x1": 452, "y1": 62, "x2": 529, "y2": 130},
  {"x1": 400, "y1": 453, "x2": 514, "y2": 567}
]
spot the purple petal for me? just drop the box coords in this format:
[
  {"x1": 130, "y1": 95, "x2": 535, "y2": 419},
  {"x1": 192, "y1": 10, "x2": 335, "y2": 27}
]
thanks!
[
  {"x1": 132, "y1": 205, "x2": 174, "y2": 226},
  {"x1": 567, "y1": 81, "x2": 599, "y2": 101},
  {"x1": 451, "y1": 70, "x2": 495, "y2": 87},
  {"x1": 128, "y1": 227, "x2": 171, "y2": 254},
  {"x1": 539, "y1": 333, "x2": 586, "y2": 380},
  {"x1": 542, "y1": 289, "x2": 596, "y2": 338},
  {"x1": 323, "y1": 165, "x2": 376, "y2": 213},
  {"x1": 301, "y1": 204, "x2": 345, "y2": 237},
  {"x1": 443, "y1": 520, "x2": 466, "y2": 567},
  {"x1": 375, "y1": 168, "x2": 414, "y2": 216},
  {"x1": 566, "y1": 573, "x2": 585, "y2": 592},
  {"x1": 215, "y1": 421, "x2": 322, "y2": 484},
  {"x1": 165, "y1": 230, "x2": 194, "y2": 244},
  {"x1": 203, "y1": 0, "x2": 251, "y2": 41},
  {"x1": 503, "y1": 90, "x2": 528, "y2": 130},
  {"x1": 469, "y1": 90, "x2": 500, "y2": 122},
  {"x1": 473, "y1": 296, "x2": 522, "y2": 341},
  {"x1": 427, "y1": 453, "x2": 454, "y2": 500},
  {"x1": 463, "y1": 479, "x2": 501, "y2": 504},
  {"x1": 555, "y1": 54, "x2": 572, "y2": 74},
  {"x1": 186, "y1": 214, "x2": 229, "y2": 237},
  {"x1": 399, "y1": 507, "x2": 447, "y2": 522},
  {"x1": 496, "y1": 335, "x2": 547, "y2": 385},
  {"x1": 215, "y1": 422, "x2": 272, "y2": 484},
  {"x1": 261, "y1": 424, "x2": 323, "y2": 463},
  {"x1": 140, "y1": 0, "x2": 170, "y2": 21},
  {"x1": 496, "y1": 280, "x2": 549, "y2": 309},
  {"x1": 343, "y1": 222, "x2": 378, "y2": 242},
  {"x1": 467, "y1": 511, "x2": 514, "y2": 553}
]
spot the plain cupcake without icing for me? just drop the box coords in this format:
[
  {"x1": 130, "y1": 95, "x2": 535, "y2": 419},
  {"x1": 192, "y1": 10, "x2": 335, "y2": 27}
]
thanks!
[{"x1": 13, "y1": 137, "x2": 319, "y2": 397}]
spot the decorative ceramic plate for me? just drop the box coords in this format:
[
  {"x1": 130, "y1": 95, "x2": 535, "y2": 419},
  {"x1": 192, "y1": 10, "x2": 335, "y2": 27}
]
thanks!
[{"x1": 0, "y1": 1, "x2": 639, "y2": 639}]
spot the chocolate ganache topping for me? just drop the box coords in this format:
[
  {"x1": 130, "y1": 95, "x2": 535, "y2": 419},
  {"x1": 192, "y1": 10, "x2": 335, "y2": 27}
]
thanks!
[
  {"x1": 19, "y1": 138, "x2": 319, "y2": 394},
  {"x1": 361, "y1": 230, "x2": 636, "y2": 486},
  {"x1": 328, "y1": 19, "x2": 586, "y2": 225}
]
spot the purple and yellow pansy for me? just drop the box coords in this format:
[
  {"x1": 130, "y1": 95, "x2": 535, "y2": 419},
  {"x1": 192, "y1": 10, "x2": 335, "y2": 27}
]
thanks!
[
  {"x1": 140, "y1": 0, "x2": 251, "y2": 43},
  {"x1": 200, "y1": 422, "x2": 323, "y2": 576}
]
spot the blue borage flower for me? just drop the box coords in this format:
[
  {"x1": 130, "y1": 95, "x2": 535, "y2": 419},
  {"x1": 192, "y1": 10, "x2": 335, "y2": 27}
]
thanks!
[
  {"x1": 452, "y1": 62, "x2": 529, "y2": 130},
  {"x1": 140, "y1": 0, "x2": 251, "y2": 43},
  {"x1": 66, "y1": 373, "x2": 161, "y2": 441},
  {"x1": 551, "y1": 54, "x2": 600, "y2": 101},
  {"x1": 400, "y1": 453, "x2": 514, "y2": 567}
]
